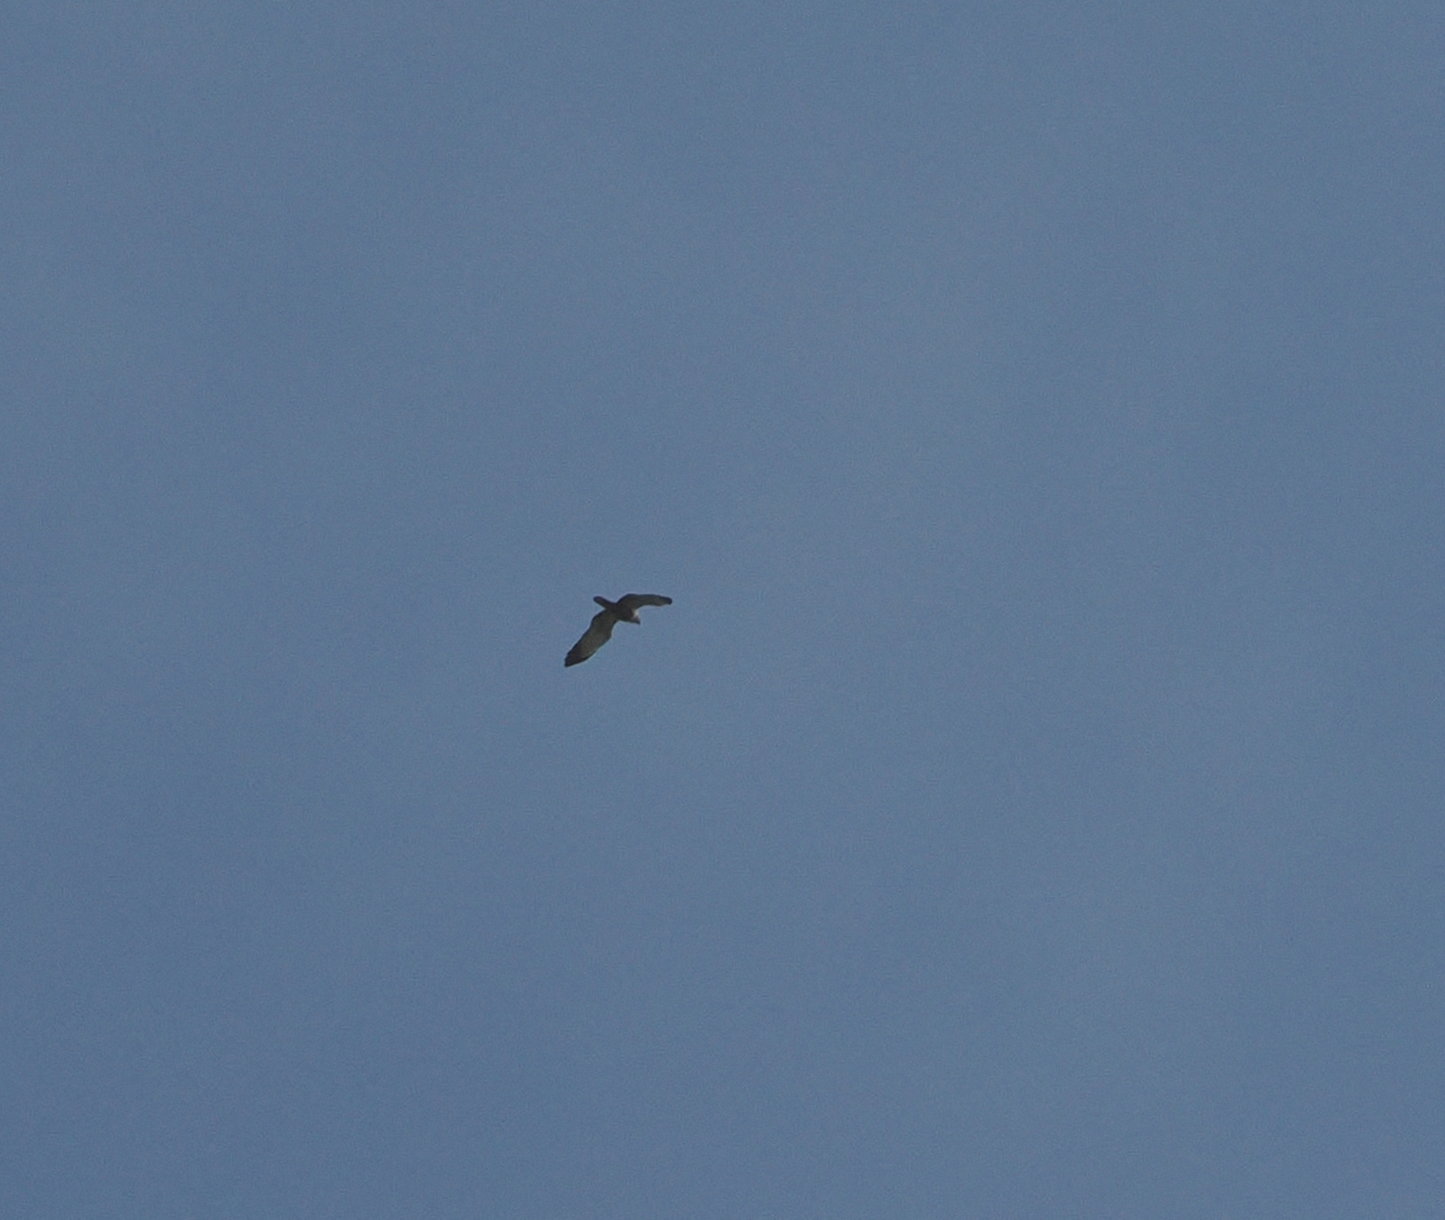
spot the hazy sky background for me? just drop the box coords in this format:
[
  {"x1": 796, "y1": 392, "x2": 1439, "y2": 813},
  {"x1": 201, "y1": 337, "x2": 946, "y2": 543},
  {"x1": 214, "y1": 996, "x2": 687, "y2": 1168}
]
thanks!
[{"x1": 6, "y1": 3, "x2": 1442, "y2": 1216}]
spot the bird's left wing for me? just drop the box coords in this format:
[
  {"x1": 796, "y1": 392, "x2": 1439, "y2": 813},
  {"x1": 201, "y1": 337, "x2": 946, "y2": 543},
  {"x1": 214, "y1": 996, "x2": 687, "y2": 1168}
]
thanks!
[{"x1": 565, "y1": 609, "x2": 616, "y2": 666}]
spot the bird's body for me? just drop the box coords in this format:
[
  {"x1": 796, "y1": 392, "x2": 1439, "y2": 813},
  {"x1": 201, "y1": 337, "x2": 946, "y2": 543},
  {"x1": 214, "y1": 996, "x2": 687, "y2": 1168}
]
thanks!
[{"x1": 565, "y1": 593, "x2": 672, "y2": 667}]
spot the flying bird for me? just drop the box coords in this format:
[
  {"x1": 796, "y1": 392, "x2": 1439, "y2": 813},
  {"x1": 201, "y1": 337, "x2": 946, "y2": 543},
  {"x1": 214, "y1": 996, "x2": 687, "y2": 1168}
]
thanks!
[{"x1": 565, "y1": 593, "x2": 673, "y2": 667}]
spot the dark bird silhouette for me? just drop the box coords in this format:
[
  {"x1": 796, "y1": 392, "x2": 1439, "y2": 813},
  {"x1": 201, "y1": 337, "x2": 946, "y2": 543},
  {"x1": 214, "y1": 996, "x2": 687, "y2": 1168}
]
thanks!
[{"x1": 564, "y1": 593, "x2": 673, "y2": 667}]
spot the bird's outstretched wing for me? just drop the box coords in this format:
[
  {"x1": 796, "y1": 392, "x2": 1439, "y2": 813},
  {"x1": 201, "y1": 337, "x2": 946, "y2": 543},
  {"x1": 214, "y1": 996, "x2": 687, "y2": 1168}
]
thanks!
[
  {"x1": 615, "y1": 593, "x2": 673, "y2": 613},
  {"x1": 565, "y1": 609, "x2": 617, "y2": 667}
]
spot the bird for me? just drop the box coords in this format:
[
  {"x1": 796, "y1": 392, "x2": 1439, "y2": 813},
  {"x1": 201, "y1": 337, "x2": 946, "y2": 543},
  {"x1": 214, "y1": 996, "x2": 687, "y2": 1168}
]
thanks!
[{"x1": 565, "y1": 593, "x2": 673, "y2": 667}]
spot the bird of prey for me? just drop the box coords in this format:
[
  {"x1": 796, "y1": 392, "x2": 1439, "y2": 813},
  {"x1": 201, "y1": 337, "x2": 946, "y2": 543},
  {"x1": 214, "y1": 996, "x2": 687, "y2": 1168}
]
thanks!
[{"x1": 564, "y1": 593, "x2": 673, "y2": 667}]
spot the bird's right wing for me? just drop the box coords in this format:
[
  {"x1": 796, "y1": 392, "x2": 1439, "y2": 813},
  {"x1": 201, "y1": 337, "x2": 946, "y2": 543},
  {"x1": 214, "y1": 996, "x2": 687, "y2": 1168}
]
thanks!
[
  {"x1": 616, "y1": 593, "x2": 673, "y2": 612},
  {"x1": 565, "y1": 609, "x2": 616, "y2": 666}
]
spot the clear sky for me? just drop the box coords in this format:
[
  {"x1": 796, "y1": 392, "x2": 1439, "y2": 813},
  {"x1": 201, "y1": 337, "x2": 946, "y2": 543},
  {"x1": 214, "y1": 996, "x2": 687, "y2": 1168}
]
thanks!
[{"x1": 6, "y1": 3, "x2": 1442, "y2": 1217}]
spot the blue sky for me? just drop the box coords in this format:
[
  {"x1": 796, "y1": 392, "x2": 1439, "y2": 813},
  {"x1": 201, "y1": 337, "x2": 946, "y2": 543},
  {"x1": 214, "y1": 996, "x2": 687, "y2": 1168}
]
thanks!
[{"x1": 6, "y1": 3, "x2": 1442, "y2": 1216}]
